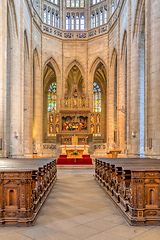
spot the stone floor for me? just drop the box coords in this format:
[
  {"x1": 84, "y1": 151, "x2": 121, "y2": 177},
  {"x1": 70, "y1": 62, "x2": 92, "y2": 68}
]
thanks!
[{"x1": 1, "y1": 169, "x2": 160, "y2": 240}]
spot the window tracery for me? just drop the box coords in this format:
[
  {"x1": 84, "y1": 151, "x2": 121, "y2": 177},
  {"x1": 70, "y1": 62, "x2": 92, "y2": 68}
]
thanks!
[
  {"x1": 48, "y1": 82, "x2": 57, "y2": 136},
  {"x1": 93, "y1": 82, "x2": 101, "y2": 113},
  {"x1": 92, "y1": 82, "x2": 101, "y2": 137},
  {"x1": 91, "y1": 5, "x2": 107, "y2": 28},
  {"x1": 66, "y1": 0, "x2": 84, "y2": 8},
  {"x1": 43, "y1": 2, "x2": 60, "y2": 28},
  {"x1": 66, "y1": 11, "x2": 84, "y2": 30}
]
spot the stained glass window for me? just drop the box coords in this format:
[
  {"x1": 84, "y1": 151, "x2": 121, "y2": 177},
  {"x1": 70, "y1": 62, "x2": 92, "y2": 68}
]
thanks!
[
  {"x1": 76, "y1": 0, "x2": 79, "y2": 7},
  {"x1": 80, "y1": 0, "x2": 84, "y2": 7},
  {"x1": 71, "y1": 0, "x2": 75, "y2": 7},
  {"x1": 48, "y1": 82, "x2": 57, "y2": 112},
  {"x1": 67, "y1": 0, "x2": 70, "y2": 7},
  {"x1": 93, "y1": 82, "x2": 101, "y2": 112}
]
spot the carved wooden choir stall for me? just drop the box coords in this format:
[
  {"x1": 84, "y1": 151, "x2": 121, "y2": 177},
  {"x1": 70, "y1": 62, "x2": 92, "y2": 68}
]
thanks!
[
  {"x1": 0, "y1": 159, "x2": 57, "y2": 226},
  {"x1": 95, "y1": 158, "x2": 160, "y2": 226}
]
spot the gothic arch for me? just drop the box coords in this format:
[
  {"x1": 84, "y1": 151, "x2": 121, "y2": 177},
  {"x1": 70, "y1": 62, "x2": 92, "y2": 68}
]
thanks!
[
  {"x1": 7, "y1": 0, "x2": 18, "y2": 38},
  {"x1": 24, "y1": 30, "x2": 29, "y2": 59},
  {"x1": 65, "y1": 60, "x2": 85, "y2": 80},
  {"x1": 133, "y1": 0, "x2": 145, "y2": 39},
  {"x1": 110, "y1": 48, "x2": 117, "y2": 67},
  {"x1": 121, "y1": 30, "x2": 127, "y2": 60},
  {"x1": 43, "y1": 57, "x2": 60, "y2": 79},
  {"x1": 90, "y1": 57, "x2": 107, "y2": 83},
  {"x1": 33, "y1": 48, "x2": 40, "y2": 68}
]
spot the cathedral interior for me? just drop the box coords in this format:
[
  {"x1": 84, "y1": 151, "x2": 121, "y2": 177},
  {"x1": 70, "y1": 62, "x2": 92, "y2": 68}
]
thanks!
[{"x1": 1, "y1": 0, "x2": 160, "y2": 236}]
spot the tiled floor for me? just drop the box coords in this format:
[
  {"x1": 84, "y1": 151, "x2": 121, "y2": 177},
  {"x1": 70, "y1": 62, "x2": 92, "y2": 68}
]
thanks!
[{"x1": 0, "y1": 169, "x2": 160, "y2": 240}]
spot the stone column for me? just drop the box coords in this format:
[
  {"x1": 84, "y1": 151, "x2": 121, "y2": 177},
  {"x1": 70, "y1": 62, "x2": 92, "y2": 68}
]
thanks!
[
  {"x1": 147, "y1": 0, "x2": 160, "y2": 156},
  {"x1": 33, "y1": 50, "x2": 43, "y2": 156},
  {"x1": 23, "y1": 33, "x2": 33, "y2": 157},
  {"x1": 0, "y1": 1, "x2": 7, "y2": 157}
]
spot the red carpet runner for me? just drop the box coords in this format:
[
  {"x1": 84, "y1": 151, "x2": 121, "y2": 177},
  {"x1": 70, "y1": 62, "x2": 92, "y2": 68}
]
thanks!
[{"x1": 57, "y1": 154, "x2": 93, "y2": 165}]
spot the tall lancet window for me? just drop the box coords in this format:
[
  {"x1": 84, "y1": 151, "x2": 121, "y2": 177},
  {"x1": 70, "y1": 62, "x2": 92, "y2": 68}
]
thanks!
[
  {"x1": 93, "y1": 82, "x2": 101, "y2": 113},
  {"x1": 48, "y1": 9, "x2": 51, "y2": 24},
  {"x1": 52, "y1": 11, "x2": 55, "y2": 26},
  {"x1": 91, "y1": 12, "x2": 95, "y2": 28},
  {"x1": 76, "y1": 13, "x2": 79, "y2": 30},
  {"x1": 56, "y1": 12, "x2": 59, "y2": 28},
  {"x1": 104, "y1": 7, "x2": 107, "y2": 23},
  {"x1": 66, "y1": 13, "x2": 70, "y2": 30},
  {"x1": 44, "y1": 8, "x2": 47, "y2": 23},
  {"x1": 48, "y1": 83, "x2": 57, "y2": 113},
  {"x1": 96, "y1": 11, "x2": 99, "y2": 27},
  {"x1": 48, "y1": 82, "x2": 57, "y2": 136},
  {"x1": 72, "y1": 14, "x2": 75, "y2": 30},
  {"x1": 80, "y1": 13, "x2": 85, "y2": 30},
  {"x1": 100, "y1": 9, "x2": 103, "y2": 25}
]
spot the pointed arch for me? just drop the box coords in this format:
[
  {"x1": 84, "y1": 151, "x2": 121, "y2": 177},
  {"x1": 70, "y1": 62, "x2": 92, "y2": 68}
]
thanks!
[
  {"x1": 33, "y1": 48, "x2": 40, "y2": 68},
  {"x1": 7, "y1": 0, "x2": 18, "y2": 38},
  {"x1": 121, "y1": 30, "x2": 127, "y2": 60},
  {"x1": 110, "y1": 48, "x2": 117, "y2": 67},
  {"x1": 133, "y1": 0, "x2": 145, "y2": 39},
  {"x1": 65, "y1": 60, "x2": 85, "y2": 79},
  {"x1": 24, "y1": 29, "x2": 29, "y2": 60},
  {"x1": 43, "y1": 57, "x2": 61, "y2": 79},
  {"x1": 90, "y1": 57, "x2": 107, "y2": 79},
  {"x1": 91, "y1": 58, "x2": 107, "y2": 140}
]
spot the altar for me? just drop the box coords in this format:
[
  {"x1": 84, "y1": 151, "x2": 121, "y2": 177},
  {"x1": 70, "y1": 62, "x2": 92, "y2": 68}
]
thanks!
[{"x1": 60, "y1": 145, "x2": 89, "y2": 158}]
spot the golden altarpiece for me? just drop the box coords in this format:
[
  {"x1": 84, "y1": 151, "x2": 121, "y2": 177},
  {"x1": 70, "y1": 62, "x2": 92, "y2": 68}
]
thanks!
[{"x1": 45, "y1": 66, "x2": 102, "y2": 152}]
